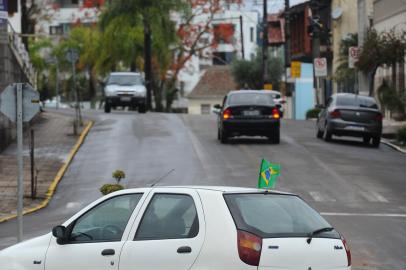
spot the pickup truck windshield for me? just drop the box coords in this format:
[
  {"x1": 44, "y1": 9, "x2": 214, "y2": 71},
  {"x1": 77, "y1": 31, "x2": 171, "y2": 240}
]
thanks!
[{"x1": 107, "y1": 75, "x2": 143, "y2": 86}]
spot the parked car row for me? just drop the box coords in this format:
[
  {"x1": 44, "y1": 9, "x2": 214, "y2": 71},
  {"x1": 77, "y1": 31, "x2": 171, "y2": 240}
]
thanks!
[{"x1": 0, "y1": 186, "x2": 352, "y2": 270}]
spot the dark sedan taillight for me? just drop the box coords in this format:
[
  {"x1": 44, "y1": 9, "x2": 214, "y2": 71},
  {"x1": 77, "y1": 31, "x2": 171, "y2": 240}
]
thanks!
[
  {"x1": 223, "y1": 108, "x2": 233, "y2": 120},
  {"x1": 329, "y1": 109, "x2": 341, "y2": 119},
  {"x1": 271, "y1": 108, "x2": 280, "y2": 119},
  {"x1": 375, "y1": 113, "x2": 383, "y2": 121},
  {"x1": 237, "y1": 230, "x2": 262, "y2": 266}
]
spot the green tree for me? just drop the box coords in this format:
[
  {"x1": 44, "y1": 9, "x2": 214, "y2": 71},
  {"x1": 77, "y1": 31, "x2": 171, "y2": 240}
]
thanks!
[
  {"x1": 231, "y1": 54, "x2": 283, "y2": 90},
  {"x1": 334, "y1": 33, "x2": 358, "y2": 93}
]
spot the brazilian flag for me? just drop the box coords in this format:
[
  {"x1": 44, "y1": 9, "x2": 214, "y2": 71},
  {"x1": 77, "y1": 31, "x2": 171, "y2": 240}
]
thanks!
[{"x1": 258, "y1": 159, "x2": 280, "y2": 189}]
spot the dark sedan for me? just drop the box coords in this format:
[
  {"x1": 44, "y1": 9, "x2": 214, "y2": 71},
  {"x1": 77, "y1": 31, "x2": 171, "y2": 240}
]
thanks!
[
  {"x1": 316, "y1": 93, "x2": 383, "y2": 147},
  {"x1": 215, "y1": 90, "x2": 281, "y2": 144}
]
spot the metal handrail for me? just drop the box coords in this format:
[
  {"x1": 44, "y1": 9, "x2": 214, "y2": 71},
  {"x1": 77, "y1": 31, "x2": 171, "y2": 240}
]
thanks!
[{"x1": 6, "y1": 20, "x2": 35, "y2": 85}]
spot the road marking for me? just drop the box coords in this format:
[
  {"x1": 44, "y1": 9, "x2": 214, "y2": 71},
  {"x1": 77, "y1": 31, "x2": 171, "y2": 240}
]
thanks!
[
  {"x1": 309, "y1": 191, "x2": 323, "y2": 202},
  {"x1": 66, "y1": 202, "x2": 81, "y2": 209},
  {"x1": 370, "y1": 191, "x2": 389, "y2": 203},
  {"x1": 321, "y1": 212, "x2": 406, "y2": 218},
  {"x1": 359, "y1": 190, "x2": 389, "y2": 203},
  {"x1": 309, "y1": 191, "x2": 337, "y2": 202}
]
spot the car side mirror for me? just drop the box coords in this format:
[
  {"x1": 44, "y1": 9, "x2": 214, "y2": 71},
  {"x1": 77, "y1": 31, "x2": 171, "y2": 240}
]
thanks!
[
  {"x1": 52, "y1": 225, "x2": 68, "y2": 245},
  {"x1": 276, "y1": 104, "x2": 282, "y2": 109},
  {"x1": 213, "y1": 104, "x2": 221, "y2": 110}
]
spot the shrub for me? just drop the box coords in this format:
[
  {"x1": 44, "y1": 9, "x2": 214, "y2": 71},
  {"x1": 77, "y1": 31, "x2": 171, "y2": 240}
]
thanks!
[
  {"x1": 112, "y1": 170, "x2": 125, "y2": 184},
  {"x1": 306, "y1": 108, "x2": 321, "y2": 119},
  {"x1": 397, "y1": 126, "x2": 406, "y2": 145},
  {"x1": 100, "y1": 184, "x2": 124, "y2": 195}
]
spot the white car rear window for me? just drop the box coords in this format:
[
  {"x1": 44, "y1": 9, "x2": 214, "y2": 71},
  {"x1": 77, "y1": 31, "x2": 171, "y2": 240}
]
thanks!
[{"x1": 224, "y1": 193, "x2": 340, "y2": 239}]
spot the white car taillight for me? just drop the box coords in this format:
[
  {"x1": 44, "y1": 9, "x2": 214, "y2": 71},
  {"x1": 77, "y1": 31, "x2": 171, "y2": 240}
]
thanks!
[
  {"x1": 237, "y1": 230, "x2": 262, "y2": 266},
  {"x1": 341, "y1": 235, "x2": 352, "y2": 267}
]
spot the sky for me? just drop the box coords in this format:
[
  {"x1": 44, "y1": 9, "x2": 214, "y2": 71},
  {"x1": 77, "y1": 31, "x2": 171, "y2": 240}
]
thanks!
[{"x1": 244, "y1": 0, "x2": 309, "y2": 13}]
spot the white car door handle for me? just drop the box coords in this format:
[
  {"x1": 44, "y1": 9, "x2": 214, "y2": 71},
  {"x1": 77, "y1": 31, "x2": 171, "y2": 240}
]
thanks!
[
  {"x1": 101, "y1": 249, "x2": 115, "y2": 256},
  {"x1": 177, "y1": 246, "x2": 192, "y2": 254}
]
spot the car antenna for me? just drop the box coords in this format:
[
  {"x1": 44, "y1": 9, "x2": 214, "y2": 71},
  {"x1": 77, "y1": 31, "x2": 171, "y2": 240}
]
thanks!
[{"x1": 150, "y1": 169, "x2": 175, "y2": 187}]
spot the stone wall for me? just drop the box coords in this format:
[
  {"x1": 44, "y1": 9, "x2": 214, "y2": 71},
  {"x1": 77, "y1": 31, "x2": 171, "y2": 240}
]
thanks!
[{"x1": 0, "y1": 42, "x2": 30, "y2": 151}]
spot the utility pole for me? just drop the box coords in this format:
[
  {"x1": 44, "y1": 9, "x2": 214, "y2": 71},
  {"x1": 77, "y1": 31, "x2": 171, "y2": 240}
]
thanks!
[
  {"x1": 284, "y1": 0, "x2": 290, "y2": 94},
  {"x1": 357, "y1": 0, "x2": 369, "y2": 95},
  {"x1": 262, "y1": 0, "x2": 269, "y2": 87},
  {"x1": 56, "y1": 59, "x2": 60, "y2": 109},
  {"x1": 239, "y1": 15, "x2": 245, "y2": 60},
  {"x1": 16, "y1": 84, "x2": 24, "y2": 242}
]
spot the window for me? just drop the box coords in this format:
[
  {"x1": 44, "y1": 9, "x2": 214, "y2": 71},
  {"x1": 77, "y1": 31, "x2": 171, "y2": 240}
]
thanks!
[
  {"x1": 227, "y1": 93, "x2": 274, "y2": 106},
  {"x1": 336, "y1": 95, "x2": 378, "y2": 109},
  {"x1": 69, "y1": 194, "x2": 143, "y2": 243},
  {"x1": 201, "y1": 104, "x2": 211, "y2": 115},
  {"x1": 224, "y1": 194, "x2": 340, "y2": 239},
  {"x1": 250, "y1": 27, "x2": 254, "y2": 43},
  {"x1": 135, "y1": 194, "x2": 199, "y2": 240},
  {"x1": 49, "y1": 25, "x2": 64, "y2": 36}
]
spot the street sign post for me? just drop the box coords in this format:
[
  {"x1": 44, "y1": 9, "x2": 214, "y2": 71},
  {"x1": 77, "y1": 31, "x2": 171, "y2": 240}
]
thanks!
[
  {"x1": 349, "y1": 46, "x2": 359, "y2": 69},
  {"x1": 0, "y1": 83, "x2": 40, "y2": 242},
  {"x1": 314, "y1": 57, "x2": 327, "y2": 77}
]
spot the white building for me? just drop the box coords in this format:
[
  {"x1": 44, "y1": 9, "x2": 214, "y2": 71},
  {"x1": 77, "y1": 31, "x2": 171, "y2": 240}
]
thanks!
[
  {"x1": 177, "y1": 7, "x2": 259, "y2": 97},
  {"x1": 36, "y1": 0, "x2": 101, "y2": 36}
]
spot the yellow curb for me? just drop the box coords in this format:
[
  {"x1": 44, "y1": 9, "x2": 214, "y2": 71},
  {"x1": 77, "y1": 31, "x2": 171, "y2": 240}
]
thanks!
[{"x1": 0, "y1": 121, "x2": 94, "y2": 224}]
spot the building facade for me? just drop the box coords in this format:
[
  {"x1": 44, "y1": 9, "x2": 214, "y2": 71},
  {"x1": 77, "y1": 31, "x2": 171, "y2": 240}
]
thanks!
[
  {"x1": 177, "y1": 7, "x2": 259, "y2": 98},
  {"x1": 373, "y1": 0, "x2": 406, "y2": 99}
]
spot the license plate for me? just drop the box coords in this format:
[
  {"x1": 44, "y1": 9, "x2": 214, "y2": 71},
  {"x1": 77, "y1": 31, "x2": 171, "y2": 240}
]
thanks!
[
  {"x1": 243, "y1": 110, "x2": 260, "y2": 116},
  {"x1": 120, "y1": 97, "x2": 131, "y2": 102},
  {"x1": 346, "y1": 126, "x2": 364, "y2": 131}
]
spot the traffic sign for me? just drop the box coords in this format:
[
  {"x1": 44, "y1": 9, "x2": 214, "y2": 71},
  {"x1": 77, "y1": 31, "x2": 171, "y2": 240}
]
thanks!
[
  {"x1": 264, "y1": 84, "x2": 273, "y2": 90},
  {"x1": 291, "y1": 61, "x2": 301, "y2": 78},
  {"x1": 348, "y1": 47, "x2": 359, "y2": 68},
  {"x1": 66, "y1": 48, "x2": 79, "y2": 63},
  {"x1": 314, "y1": 57, "x2": 327, "y2": 77},
  {"x1": 0, "y1": 83, "x2": 40, "y2": 122}
]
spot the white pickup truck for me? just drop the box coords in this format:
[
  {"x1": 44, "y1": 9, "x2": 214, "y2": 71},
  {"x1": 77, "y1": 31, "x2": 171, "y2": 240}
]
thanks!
[{"x1": 104, "y1": 72, "x2": 147, "y2": 113}]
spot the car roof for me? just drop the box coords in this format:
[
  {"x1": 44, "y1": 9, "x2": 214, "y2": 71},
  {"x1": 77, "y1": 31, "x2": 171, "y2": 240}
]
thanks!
[
  {"x1": 228, "y1": 90, "x2": 272, "y2": 95},
  {"x1": 113, "y1": 185, "x2": 294, "y2": 195},
  {"x1": 109, "y1": 72, "x2": 141, "y2": 76},
  {"x1": 333, "y1": 93, "x2": 375, "y2": 100}
]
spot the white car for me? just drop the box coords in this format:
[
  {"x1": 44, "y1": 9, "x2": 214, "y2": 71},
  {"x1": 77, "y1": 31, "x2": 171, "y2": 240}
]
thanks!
[
  {"x1": 0, "y1": 186, "x2": 351, "y2": 270},
  {"x1": 104, "y1": 72, "x2": 147, "y2": 113},
  {"x1": 264, "y1": 90, "x2": 286, "y2": 118}
]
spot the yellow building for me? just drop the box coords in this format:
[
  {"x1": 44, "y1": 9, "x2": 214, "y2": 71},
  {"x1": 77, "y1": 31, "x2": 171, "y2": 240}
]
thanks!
[{"x1": 331, "y1": 0, "x2": 374, "y2": 93}]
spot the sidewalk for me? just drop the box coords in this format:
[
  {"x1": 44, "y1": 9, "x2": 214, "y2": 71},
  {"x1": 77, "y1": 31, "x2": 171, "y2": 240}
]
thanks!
[
  {"x1": 382, "y1": 119, "x2": 406, "y2": 152},
  {"x1": 0, "y1": 111, "x2": 85, "y2": 220}
]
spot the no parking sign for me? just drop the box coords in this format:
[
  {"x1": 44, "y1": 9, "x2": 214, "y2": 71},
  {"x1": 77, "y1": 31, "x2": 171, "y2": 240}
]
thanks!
[{"x1": 314, "y1": 57, "x2": 327, "y2": 77}]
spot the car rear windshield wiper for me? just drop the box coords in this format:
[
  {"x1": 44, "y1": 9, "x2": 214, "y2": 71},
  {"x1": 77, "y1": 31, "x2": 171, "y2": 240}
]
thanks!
[{"x1": 307, "y1": 227, "x2": 334, "y2": 244}]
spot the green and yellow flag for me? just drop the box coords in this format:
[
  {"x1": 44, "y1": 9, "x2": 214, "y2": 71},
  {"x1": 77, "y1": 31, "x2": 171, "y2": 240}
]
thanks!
[{"x1": 258, "y1": 159, "x2": 280, "y2": 189}]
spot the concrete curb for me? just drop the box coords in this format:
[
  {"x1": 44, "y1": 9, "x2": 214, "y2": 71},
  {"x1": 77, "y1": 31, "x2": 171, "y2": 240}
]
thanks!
[
  {"x1": 0, "y1": 121, "x2": 94, "y2": 224},
  {"x1": 381, "y1": 139, "x2": 406, "y2": 154}
]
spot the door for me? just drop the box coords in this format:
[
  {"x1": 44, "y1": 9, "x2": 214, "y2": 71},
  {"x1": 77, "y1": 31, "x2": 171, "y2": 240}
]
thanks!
[
  {"x1": 45, "y1": 193, "x2": 145, "y2": 270},
  {"x1": 119, "y1": 188, "x2": 205, "y2": 270}
]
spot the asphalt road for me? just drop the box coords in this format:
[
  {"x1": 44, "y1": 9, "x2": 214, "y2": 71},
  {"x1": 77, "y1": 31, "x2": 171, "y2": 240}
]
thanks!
[{"x1": 1, "y1": 110, "x2": 405, "y2": 270}]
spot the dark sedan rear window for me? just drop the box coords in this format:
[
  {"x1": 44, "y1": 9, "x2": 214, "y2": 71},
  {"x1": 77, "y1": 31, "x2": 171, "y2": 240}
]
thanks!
[
  {"x1": 224, "y1": 193, "x2": 340, "y2": 239},
  {"x1": 228, "y1": 93, "x2": 274, "y2": 106},
  {"x1": 336, "y1": 96, "x2": 378, "y2": 109}
]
